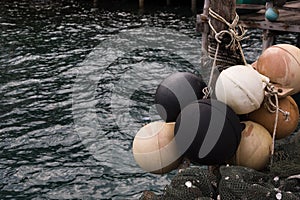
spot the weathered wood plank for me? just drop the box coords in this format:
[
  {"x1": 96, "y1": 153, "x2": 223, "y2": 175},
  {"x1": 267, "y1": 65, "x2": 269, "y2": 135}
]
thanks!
[
  {"x1": 238, "y1": 1, "x2": 300, "y2": 27},
  {"x1": 236, "y1": 1, "x2": 300, "y2": 12},
  {"x1": 239, "y1": 20, "x2": 300, "y2": 33},
  {"x1": 236, "y1": 4, "x2": 264, "y2": 10},
  {"x1": 191, "y1": 0, "x2": 197, "y2": 13},
  {"x1": 284, "y1": 0, "x2": 300, "y2": 8}
]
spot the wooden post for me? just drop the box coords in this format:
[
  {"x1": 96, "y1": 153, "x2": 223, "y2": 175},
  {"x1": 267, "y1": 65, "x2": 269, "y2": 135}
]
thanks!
[
  {"x1": 139, "y1": 0, "x2": 145, "y2": 14},
  {"x1": 199, "y1": 0, "x2": 212, "y2": 84},
  {"x1": 201, "y1": 0, "x2": 210, "y2": 58},
  {"x1": 209, "y1": 0, "x2": 236, "y2": 33},
  {"x1": 208, "y1": 0, "x2": 243, "y2": 69},
  {"x1": 262, "y1": 30, "x2": 275, "y2": 51},
  {"x1": 263, "y1": 1, "x2": 275, "y2": 51},
  {"x1": 200, "y1": 0, "x2": 243, "y2": 89},
  {"x1": 167, "y1": 0, "x2": 171, "y2": 6},
  {"x1": 191, "y1": 0, "x2": 197, "y2": 13},
  {"x1": 139, "y1": 0, "x2": 144, "y2": 10},
  {"x1": 93, "y1": 0, "x2": 98, "y2": 7}
]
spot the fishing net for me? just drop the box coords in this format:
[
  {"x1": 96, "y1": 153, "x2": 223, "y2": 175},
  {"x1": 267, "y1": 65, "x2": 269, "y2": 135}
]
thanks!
[
  {"x1": 139, "y1": 2, "x2": 300, "y2": 199},
  {"x1": 139, "y1": 133, "x2": 300, "y2": 200}
]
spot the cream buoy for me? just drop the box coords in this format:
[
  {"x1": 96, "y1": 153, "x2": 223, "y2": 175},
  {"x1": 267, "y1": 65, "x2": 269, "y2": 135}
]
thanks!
[
  {"x1": 235, "y1": 121, "x2": 272, "y2": 170},
  {"x1": 132, "y1": 121, "x2": 181, "y2": 174},
  {"x1": 248, "y1": 96, "x2": 299, "y2": 139},
  {"x1": 215, "y1": 65, "x2": 268, "y2": 114},
  {"x1": 256, "y1": 44, "x2": 300, "y2": 95}
]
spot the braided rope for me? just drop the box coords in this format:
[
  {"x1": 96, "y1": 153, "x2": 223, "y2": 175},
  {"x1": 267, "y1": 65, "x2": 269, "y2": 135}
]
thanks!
[
  {"x1": 264, "y1": 97, "x2": 290, "y2": 121},
  {"x1": 265, "y1": 83, "x2": 290, "y2": 165},
  {"x1": 203, "y1": 8, "x2": 290, "y2": 168},
  {"x1": 203, "y1": 8, "x2": 248, "y2": 98},
  {"x1": 208, "y1": 8, "x2": 248, "y2": 65},
  {"x1": 203, "y1": 42, "x2": 219, "y2": 99}
]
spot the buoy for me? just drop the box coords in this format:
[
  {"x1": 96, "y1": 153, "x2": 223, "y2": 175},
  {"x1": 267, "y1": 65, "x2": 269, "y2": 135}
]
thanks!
[
  {"x1": 256, "y1": 44, "x2": 300, "y2": 96},
  {"x1": 248, "y1": 96, "x2": 299, "y2": 139},
  {"x1": 265, "y1": 7, "x2": 279, "y2": 22},
  {"x1": 215, "y1": 65, "x2": 268, "y2": 114},
  {"x1": 174, "y1": 99, "x2": 243, "y2": 165},
  {"x1": 155, "y1": 72, "x2": 207, "y2": 122},
  {"x1": 132, "y1": 121, "x2": 181, "y2": 174},
  {"x1": 235, "y1": 121, "x2": 272, "y2": 170}
]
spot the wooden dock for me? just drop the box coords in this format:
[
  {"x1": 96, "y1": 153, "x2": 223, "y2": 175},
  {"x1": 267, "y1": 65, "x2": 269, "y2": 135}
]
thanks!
[
  {"x1": 138, "y1": 0, "x2": 199, "y2": 13},
  {"x1": 93, "y1": 0, "x2": 203, "y2": 13},
  {"x1": 238, "y1": 1, "x2": 300, "y2": 33},
  {"x1": 197, "y1": 0, "x2": 300, "y2": 50}
]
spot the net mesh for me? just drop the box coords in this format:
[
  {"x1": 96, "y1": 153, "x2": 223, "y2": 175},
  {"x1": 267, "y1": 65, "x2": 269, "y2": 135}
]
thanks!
[
  {"x1": 139, "y1": 133, "x2": 300, "y2": 200},
  {"x1": 208, "y1": 36, "x2": 244, "y2": 71}
]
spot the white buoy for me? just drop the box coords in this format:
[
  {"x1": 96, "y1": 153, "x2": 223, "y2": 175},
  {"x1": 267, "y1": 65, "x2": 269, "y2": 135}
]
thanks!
[{"x1": 215, "y1": 65, "x2": 268, "y2": 114}]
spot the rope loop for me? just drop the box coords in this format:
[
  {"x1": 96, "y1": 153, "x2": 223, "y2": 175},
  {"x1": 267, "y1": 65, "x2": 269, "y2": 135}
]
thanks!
[
  {"x1": 204, "y1": 8, "x2": 250, "y2": 99},
  {"x1": 202, "y1": 86, "x2": 211, "y2": 99},
  {"x1": 203, "y1": 8, "x2": 249, "y2": 99},
  {"x1": 208, "y1": 8, "x2": 248, "y2": 65},
  {"x1": 265, "y1": 96, "x2": 290, "y2": 121}
]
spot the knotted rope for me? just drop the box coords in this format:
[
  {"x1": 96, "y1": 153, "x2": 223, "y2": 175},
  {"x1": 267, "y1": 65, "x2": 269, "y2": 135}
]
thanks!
[
  {"x1": 208, "y1": 8, "x2": 248, "y2": 60},
  {"x1": 265, "y1": 83, "x2": 290, "y2": 165},
  {"x1": 202, "y1": 8, "x2": 292, "y2": 168},
  {"x1": 203, "y1": 8, "x2": 248, "y2": 98}
]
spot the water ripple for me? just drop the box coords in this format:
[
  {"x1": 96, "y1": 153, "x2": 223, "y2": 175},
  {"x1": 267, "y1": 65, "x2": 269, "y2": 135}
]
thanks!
[{"x1": 0, "y1": 0, "x2": 298, "y2": 199}]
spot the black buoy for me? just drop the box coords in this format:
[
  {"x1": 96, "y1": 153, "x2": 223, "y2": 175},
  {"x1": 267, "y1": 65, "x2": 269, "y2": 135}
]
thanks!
[
  {"x1": 174, "y1": 99, "x2": 243, "y2": 165},
  {"x1": 155, "y1": 72, "x2": 207, "y2": 122}
]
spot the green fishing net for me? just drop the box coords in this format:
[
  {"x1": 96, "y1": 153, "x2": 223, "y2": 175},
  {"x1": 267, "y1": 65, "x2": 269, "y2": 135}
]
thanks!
[{"x1": 139, "y1": 133, "x2": 300, "y2": 200}]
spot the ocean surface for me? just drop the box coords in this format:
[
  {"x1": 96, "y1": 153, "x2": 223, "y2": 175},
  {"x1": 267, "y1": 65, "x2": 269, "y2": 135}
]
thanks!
[{"x1": 0, "y1": 0, "x2": 298, "y2": 199}]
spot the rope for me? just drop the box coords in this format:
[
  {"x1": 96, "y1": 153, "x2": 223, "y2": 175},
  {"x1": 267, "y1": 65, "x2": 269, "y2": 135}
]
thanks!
[
  {"x1": 204, "y1": 10, "x2": 289, "y2": 166},
  {"x1": 265, "y1": 83, "x2": 290, "y2": 165},
  {"x1": 203, "y1": 8, "x2": 248, "y2": 98},
  {"x1": 208, "y1": 8, "x2": 248, "y2": 65},
  {"x1": 271, "y1": 94, "x2": 279, "y2": 165},
  {"x1": 265, "y1": 97, "x2": 290, "y2": 121},
  {"x1": 264, "y1": 84, "x2": 278, "y2": 165},
  {"x1": 203, "y1": 42, "x2": 219, "y2": 99}
]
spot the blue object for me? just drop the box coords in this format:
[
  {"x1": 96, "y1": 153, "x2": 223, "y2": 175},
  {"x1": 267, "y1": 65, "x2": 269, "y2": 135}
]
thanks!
[{"x1": 265, "y1": 7, "x2": 279, "y2": 21}]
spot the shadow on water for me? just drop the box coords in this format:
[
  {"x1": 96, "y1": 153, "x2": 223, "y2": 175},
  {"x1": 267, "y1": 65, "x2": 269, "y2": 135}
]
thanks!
[{"x1": 0, "y1": 0, "x2": 299, "y2": 199}]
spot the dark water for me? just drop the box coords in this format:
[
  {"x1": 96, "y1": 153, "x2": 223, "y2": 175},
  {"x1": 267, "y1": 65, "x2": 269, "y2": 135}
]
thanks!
[{"x1": 0, "y1": 0, "x2": 298, "y2": 199}]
